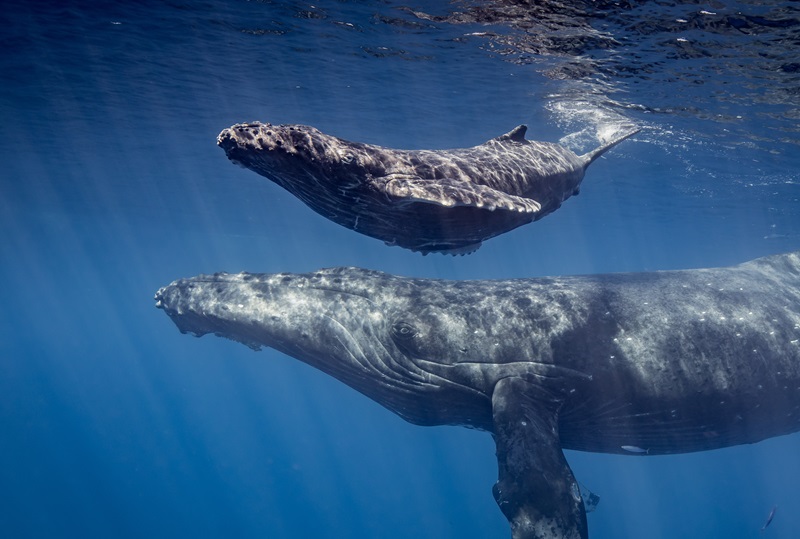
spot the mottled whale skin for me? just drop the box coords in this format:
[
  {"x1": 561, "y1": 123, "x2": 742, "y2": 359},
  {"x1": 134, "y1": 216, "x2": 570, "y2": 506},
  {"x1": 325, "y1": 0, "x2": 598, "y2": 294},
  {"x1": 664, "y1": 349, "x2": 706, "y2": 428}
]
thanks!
[
  {"x1": 155, "y1": 251, "x2": 800, "y2": 539},
  {"x1": 217, "y1": 122, "x2": 638, "y2": 254}
]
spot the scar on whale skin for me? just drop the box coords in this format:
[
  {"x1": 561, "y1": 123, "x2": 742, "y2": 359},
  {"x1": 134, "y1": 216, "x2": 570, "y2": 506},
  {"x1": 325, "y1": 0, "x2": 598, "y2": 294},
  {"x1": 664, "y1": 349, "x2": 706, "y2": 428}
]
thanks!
[
  {"x1": 217, "y1": 122, "x2": 639, "y2": 255},
  {"x1": 156, "y1": 250, "x2": 800, "y2": 538}
]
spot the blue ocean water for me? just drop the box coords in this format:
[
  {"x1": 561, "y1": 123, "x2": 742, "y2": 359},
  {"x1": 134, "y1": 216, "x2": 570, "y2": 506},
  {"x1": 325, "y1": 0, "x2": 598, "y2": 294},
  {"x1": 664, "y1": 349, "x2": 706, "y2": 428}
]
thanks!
[{"x1": 1, "y1": 1, "x2": 799, "y2": 538}]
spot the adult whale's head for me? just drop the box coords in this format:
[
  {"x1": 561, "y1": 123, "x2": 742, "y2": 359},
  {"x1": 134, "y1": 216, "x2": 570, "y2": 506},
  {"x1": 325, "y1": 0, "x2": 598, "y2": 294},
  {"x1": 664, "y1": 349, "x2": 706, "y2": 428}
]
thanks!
[
  {"x1": 156, "y1": 265, "x2": 593, "y2": 537},
  {"x1": 155, "y1": 268, "x2": 491, "y2": 427},
  {"x1": 154, "y1": 267, "x2": 588, "y2": 429},
  {"x1": 217, "y1": 122, "x2": 638, "y2": 254}
]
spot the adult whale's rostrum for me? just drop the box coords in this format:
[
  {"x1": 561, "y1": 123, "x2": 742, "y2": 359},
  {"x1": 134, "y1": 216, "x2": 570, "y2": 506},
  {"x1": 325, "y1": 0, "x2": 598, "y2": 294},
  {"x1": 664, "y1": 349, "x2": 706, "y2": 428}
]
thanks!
[
  {"x1": 216, "y1": 122, "x2": 639, "y2": 254},
  {"x1": 155, "y1": 251, "x2": 800, "y2": 539}
]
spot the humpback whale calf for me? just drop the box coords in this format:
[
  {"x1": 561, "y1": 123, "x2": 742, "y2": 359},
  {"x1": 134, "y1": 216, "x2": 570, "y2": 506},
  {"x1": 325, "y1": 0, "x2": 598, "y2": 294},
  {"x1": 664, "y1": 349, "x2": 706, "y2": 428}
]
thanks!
[
  {"x1": 217, "y1": 122, "x2": 638, "y2": 254},
  {"x1": 155, "y1": 251, "x2": 800, "y2": 538}
]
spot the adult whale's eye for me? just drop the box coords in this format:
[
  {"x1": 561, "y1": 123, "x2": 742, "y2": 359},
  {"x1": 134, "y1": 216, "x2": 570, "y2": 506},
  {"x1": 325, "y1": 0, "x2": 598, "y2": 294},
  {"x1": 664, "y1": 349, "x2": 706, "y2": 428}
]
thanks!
[
  {"x1": 392, "y1": 321, "x2": 417, "y2": 340},
  {"x1": 391, "y1": 319, "x2": 423, "y2": 357}
]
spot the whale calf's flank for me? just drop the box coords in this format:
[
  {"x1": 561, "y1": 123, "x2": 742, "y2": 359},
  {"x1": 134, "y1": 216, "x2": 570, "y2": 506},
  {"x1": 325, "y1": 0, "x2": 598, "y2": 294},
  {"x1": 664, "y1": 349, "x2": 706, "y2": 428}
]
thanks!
[
  {"x1": 156, "y1": 250, "x2": 800, "y2": 539},
  {"x1": 216, "y1": 122, "x2": 639, "y2": 255}
]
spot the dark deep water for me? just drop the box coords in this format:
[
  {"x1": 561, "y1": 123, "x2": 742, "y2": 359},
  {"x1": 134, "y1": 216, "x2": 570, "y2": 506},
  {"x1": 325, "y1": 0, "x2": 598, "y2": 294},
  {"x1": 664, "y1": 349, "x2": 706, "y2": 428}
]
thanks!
[{"x1": 1, "y1": 1, "x2": 799, "y2": 537}]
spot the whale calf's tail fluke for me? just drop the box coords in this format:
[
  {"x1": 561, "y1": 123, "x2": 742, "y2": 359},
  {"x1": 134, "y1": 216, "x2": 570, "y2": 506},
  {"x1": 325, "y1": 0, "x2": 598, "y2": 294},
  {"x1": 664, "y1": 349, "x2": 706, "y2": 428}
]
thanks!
[{"x1": 579, "y1": 126, "x2": 640, "y2": 167}]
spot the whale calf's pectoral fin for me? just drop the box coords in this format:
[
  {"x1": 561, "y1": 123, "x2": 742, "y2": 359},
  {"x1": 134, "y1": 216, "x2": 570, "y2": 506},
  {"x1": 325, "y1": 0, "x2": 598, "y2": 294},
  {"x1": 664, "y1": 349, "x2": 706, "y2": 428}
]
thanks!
[
  {"x1": 380, "y1": 175, "x2": 542, "y2": 214},
  {"x1": 491, "y1": 377, "x2": 587, "y2": 539}
]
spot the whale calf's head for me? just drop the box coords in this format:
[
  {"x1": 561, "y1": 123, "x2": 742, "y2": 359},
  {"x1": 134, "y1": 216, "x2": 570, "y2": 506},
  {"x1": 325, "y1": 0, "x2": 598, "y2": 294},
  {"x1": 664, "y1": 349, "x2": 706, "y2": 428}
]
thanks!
[
  {"x1": 218, "y1": 123, "x2": 358, "y2": 170},
  {"x1": 154, "y1": 268, "x2": 509, "y2": 428},
  {"x1": 216, "y1": 123, "x2": 408, "y2": 238},
  {"x1": 217, "y1": 122, "x2": 384, "y2": 197}
]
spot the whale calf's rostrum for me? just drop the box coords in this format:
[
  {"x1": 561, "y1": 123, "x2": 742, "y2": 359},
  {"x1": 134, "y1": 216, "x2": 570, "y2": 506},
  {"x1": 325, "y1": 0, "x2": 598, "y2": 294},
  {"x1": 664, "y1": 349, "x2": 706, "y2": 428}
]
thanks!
[
  {"x1": 217, "y1": 122, "x2": 639, "y2": 255},
  {"x1": 155, "y1": 251, "x2": 800, "y2": 539}
]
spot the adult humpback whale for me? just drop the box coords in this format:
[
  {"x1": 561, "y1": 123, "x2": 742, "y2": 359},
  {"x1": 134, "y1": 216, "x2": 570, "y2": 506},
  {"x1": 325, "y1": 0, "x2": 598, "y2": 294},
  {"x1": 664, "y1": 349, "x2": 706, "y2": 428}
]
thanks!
[
  {"x1": 155, "y1": 251, "x2": 800, "y2": 539},
  {"x1": 217, "y1": 122, "x2": 638, "y2": 254}
]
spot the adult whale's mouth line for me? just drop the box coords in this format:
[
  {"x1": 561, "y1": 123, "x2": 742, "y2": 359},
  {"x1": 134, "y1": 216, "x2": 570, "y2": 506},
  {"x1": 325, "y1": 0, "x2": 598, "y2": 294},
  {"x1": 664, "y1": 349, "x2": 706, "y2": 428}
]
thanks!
[{"x1": 156, "y1": 251, "x2": 800, "y2": 539}]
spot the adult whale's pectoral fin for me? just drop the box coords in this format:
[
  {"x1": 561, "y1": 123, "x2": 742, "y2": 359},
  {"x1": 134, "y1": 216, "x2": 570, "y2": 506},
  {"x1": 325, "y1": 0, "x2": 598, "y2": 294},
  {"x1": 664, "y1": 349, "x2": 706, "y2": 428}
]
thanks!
[
  {"x1": 380, "y1": 175, "x2": 542, "y2": 214},
  {"x1": 491, "y1": 377, "x2": 587, "y2": 539}
]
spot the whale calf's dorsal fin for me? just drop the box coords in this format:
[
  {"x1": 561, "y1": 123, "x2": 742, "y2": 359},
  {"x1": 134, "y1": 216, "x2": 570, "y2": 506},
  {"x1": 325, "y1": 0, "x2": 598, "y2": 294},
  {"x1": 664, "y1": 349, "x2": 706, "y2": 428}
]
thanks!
[
  {"x1": 494, "y1": 125, "x2": 528, "y2": 143},
  {"x1": 579, "y1": 126, "x2": 640, "y2": 167},
  {"x1": 380, "y1": 174, "x2": 542, "y2": 213}
]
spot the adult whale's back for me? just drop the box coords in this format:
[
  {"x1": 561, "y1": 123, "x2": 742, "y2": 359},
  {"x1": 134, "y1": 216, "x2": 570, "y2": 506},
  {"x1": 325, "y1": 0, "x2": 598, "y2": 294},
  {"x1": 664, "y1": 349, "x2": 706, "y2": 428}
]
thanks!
[
  {"x1": 217, "y1": 123, "x2": 638, "y2": 254},
  {"x1": 155, "y1": 250, "x2": 800, "y2": 538},
  {"x1": 549, "y1": 251, "x2": 800, "y2": 454}
]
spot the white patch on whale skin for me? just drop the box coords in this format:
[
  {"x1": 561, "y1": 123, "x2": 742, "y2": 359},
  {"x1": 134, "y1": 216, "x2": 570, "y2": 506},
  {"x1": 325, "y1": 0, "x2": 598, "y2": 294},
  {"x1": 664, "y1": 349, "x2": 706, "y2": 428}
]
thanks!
[{"x1": 621, "y1": 445, "x2": 649, "y2": 454}]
